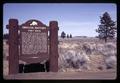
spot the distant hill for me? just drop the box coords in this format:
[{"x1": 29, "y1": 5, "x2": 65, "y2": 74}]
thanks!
[{"x1": 74, "y1": 36, "x2": 87, "y2": 38}]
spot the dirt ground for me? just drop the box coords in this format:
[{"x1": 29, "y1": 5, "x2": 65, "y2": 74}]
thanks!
[{"x1": 4, "y1": 70, "x2": 116, "y2": 79}]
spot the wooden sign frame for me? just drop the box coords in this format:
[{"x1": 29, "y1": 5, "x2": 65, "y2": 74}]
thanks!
[{"x1": 6, "y1": 19, "x2": 59, "y2": 74}]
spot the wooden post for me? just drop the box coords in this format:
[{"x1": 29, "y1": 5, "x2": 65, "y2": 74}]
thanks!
[
  {"x1": 8, "y1": 19, "x2": 19, "y2": 74},
  {"x1": 49, "y1": 21, "x2": 59, "y2": 72}
]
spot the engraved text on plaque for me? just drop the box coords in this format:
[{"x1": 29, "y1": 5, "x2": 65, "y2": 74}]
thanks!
[{"x1": 21, "y1": 31, "x2": 47, "y2": 55}]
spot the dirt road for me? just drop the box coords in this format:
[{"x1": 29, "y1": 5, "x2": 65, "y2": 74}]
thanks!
[{"x1": 4, "y1": 70, "x2": 116, "y2": 80}]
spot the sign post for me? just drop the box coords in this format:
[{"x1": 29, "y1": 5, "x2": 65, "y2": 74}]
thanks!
[
  {"x1": 7, "y1": 19, "x2": 19, "y2": 74},
  {"x1": 49, "y1": 21, "x2": 59, "y2": 72}
]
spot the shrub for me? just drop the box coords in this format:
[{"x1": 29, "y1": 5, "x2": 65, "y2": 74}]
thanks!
[
  {"x1": 105, "y1": 56, "x2": 116, "y2": 69},
  {"x1": 64, "y1": 50, "x2": 90, "y2": 69},
  {"x1": 82, "y1": 43, "x2": 92, "y2": 55}
]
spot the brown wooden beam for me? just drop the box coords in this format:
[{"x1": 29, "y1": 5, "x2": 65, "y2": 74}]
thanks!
[
  {"x1": 49, "y1": 21, "x2": 59, "y2": 72},
  {"x1": 8, "y1": 19, "x2": 19, "y2": 74}
]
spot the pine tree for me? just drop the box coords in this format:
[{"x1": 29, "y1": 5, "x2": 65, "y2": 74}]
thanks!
[
  {"x1": 3, "y1": 33, "x2": 9, "y2": 39},
  {"x1": 70, "y1": 34, "x2": 72, "y2": 38},
  {"x1": 61, "y1": 31, "x2": 66, "y2": 38},
  {"x1": 96, "y1": 12, "x2": 117, "y2": 42},
  {"x1": 67, "y1": 34, "x2": 69, "y2": 38}
]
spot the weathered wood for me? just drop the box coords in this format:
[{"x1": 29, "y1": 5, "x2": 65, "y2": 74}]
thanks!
[
  {"x1": 19, "y1": 54, "x2": 49, "y2": 64},
  {"x1": 8, "y1": 19, "x2": 19, "y2": 74},
  {"x1": 7, "y1": 19, "x2": 59, "y2": 74},
  {"x1": 49, "y1": 21, "x2": 59, "y2": 72}
]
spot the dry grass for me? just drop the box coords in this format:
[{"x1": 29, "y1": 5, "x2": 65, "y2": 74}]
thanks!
[
  {"x1": 58, "y1": 37, "x2": 116, "y2": 72},
  {"x1": 3, "y1": 37, "x2": 117, "y2": 76}
]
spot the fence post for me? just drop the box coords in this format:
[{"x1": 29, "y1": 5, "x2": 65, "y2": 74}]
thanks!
[
  {"x1": 49, "y1": 21, "x2": 59, "y2": 72},
  {"x1": 7, "y1": 19, "x2": 19, "y2": 74}
]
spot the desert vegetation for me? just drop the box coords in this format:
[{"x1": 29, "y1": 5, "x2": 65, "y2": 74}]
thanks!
[
  {"x1": 3, "y1": 36, "x2": 116, "y2": 76},
  {"x1": 3, "y1": 37, "x2": 117, "y2": 75},
  {"x1": 58, "y1": 37, "x2": 116, "y2": 72}
]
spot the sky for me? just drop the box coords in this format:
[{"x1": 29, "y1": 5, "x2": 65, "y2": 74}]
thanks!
[{"x1": 3, "y1": 3, "x2": 117, "y2": 37}]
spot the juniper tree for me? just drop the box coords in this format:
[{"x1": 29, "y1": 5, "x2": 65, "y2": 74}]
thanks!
[
  {"x1": 3, "y1": 33, "x2": 9, "y2": 40},
  {"x1": 61, "y1": 31, "x2": 66, "y2": 38},
  {"x1": 67, "y1": 34, "x2": 69, "y2": 38},
  {"x1": 70, "y1": 34, "x2": 72, "y2": 38},
  {"x1": 96, "y1": 12, "x2": 117, "y2": 42}
]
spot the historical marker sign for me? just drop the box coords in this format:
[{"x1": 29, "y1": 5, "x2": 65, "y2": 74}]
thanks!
[
  {"x1": 21, "y1": 32, "x2": 47, "y2": 54},
  {"x1": 19, "y1": 20, "x2": 49, "y2": 63},
  {"x1": 7, "y1": 19, "x2": 59, "y2": 74}
]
